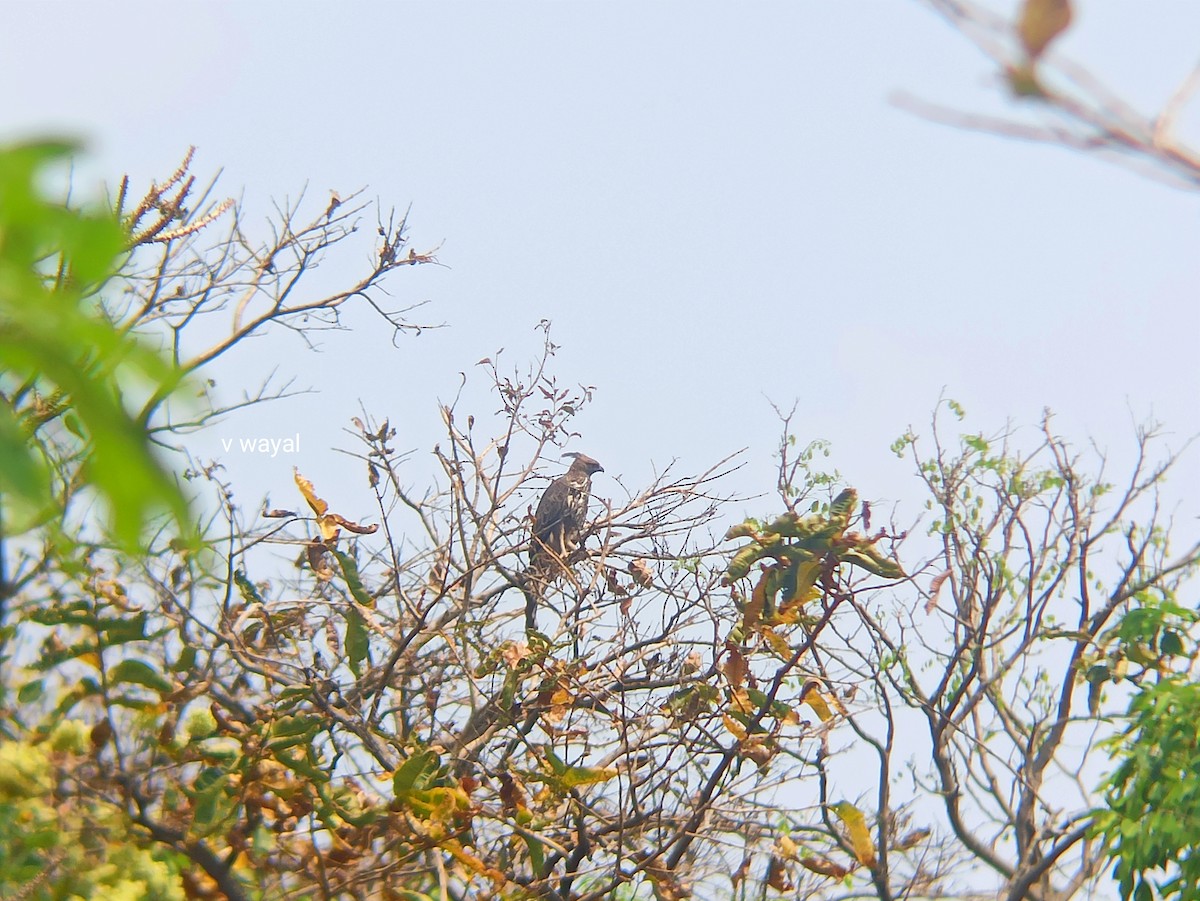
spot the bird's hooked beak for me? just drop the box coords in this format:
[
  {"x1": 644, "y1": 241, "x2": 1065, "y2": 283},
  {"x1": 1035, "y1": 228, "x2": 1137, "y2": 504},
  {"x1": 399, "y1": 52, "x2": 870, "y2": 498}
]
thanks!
[{"x1": 562, "y1": 451, "x2": 603, "y2": 474}]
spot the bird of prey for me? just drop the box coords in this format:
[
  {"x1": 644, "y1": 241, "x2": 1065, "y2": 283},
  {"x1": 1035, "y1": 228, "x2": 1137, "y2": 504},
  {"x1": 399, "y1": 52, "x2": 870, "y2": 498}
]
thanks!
[{"x1": 524, "y1": 452, "x2": 604, "y2": 631}]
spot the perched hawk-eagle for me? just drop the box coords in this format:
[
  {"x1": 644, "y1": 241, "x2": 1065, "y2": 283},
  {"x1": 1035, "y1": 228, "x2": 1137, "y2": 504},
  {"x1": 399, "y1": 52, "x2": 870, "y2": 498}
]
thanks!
[{"x1": 524, "y1": 452, "x2": 603, "y2": 631}]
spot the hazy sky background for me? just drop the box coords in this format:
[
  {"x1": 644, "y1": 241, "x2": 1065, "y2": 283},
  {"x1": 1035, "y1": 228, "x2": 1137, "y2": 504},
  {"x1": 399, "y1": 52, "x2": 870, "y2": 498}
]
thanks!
[{"x1": 3, "y1": 2, "x2": 1198, "y2": 545}]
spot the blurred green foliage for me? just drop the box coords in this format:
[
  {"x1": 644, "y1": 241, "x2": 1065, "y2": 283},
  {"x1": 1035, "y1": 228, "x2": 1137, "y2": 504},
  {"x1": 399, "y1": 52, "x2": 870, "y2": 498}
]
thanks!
[
  {"x1": 0, "y1": 732, "x2": 186, "y2": 900},
  {"x1": 1095, "y1": 676, "x2": 1200, "y2": 901},
  {"x1": 0, "y1": 141, "x2": 189, "y2": 549}
]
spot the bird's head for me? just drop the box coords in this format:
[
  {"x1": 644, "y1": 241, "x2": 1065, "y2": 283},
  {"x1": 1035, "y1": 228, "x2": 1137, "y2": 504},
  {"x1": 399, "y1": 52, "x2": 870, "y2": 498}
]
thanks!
[{"x1": 563, "y1": 452, "x2": 604, "y2": 476}]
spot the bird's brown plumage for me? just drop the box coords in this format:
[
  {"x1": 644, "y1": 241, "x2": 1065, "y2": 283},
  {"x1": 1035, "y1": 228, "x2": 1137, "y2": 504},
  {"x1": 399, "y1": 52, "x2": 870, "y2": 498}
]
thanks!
[{"x1": 524, "y1": 452, "x2": 603, "y2": 630}]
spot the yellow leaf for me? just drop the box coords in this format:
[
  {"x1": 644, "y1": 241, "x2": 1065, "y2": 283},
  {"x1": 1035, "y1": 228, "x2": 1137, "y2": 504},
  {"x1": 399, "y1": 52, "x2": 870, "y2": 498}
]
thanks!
[
  {"x1": 549, "y1": 686, "x2": 572, "y2": 711},
  {"x1": 723, "y1": 714, "x2": 748, "y2": 741},
  {"x1": 1017, "y1": 0, "x2": 1072, "y2": 60},
  {"x1": 293, "y1": 468, "x2": 328, "y2": 517},
  {"x1": 802, "y1": 680, "x2": 848, "y2": 721},
  {"x1": 782, "y1": 561, "x2": 820, "y2": 610},
  {"x1": 560, "y1": 765, "x2": 618, "y2": 788},
  {"x1": 802, "y1": 690, "x2": 834, "y2": 723},
  {"x1": 760, "y1": 627, "x2": 792, "y2": 659},
  {"x1": 405, "y1": 786, "x2": 471, "y2": 823},
  {"x1": 442, "y1": 838, "x2": 506, "y2": 885},
  {"x1": 829, "y1": 693, "x2": 848, "y2": 717},
  {"x1": 294, "y1": 469, "x2": 377, "y2": 541},
  {"x1": 777, "y1": 834, "x2": 799, "y2": 860},
  {"x1": 729, "y1": 688, "x2": 755, "y2": 716},
  {"x1": 546, "y1": 685, "x2": 572, "y2": 726},
  {"x1": 830, "y1": 801, "x2": 877, "y2": 869}
]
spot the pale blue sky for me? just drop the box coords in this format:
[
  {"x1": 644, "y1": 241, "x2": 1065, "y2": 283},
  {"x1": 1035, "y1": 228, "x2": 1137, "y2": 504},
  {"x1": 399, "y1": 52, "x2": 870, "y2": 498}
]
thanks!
[{"x1": 4, "y1": 2, "x2": 1198, "y2": 533}]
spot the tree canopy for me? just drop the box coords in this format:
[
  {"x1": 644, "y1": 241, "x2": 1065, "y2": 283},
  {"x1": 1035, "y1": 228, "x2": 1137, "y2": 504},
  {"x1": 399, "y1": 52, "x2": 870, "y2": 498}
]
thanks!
[{"x1": 2, "y1": 4, "x2": 1199, "y2": 900}]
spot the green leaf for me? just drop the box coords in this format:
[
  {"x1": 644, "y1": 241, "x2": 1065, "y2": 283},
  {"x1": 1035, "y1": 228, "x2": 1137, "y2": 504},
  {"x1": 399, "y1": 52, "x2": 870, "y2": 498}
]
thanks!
[
  {"x1": 1159, "y1": 630, "x2": 1184, "y2": 657},
  {"x1": 964, "y1": 435, "x2": 989, "y2": 453},
  {"x1": 393, "y1": 749, "x2": 440, "y2": 797},
  {"x1": 332, "y1": 550, "x2": 373, "y2": 607},
  {"x1": 101, "y1": 612, "x2": 150, "y2": 644},
  {"x1": 266, "y1": 715, "x2": 322, "y2": 752},
  {"x1": 171, "y1": 644, "x2": 198, "y2": 673},
  {"x1": 30, "y1": 640, "x2": 101, "y2": 671},
  {"x1": 541, "y1": 747, "x2": 567, "y2": 776},
  {"x1": 724, "y1": 543, "x2": 767, "y2": 581},
  {"x1": 191, "y1": 768, "x2": 230, "y2": 831},
  {"x1": 0, "y1": 141, "x2": 194, "y2": 550},
  {"x1": 345, "y1": 606, "x2": 369, "y2": 677},
  {"x1": 17, "y1": 680, "x2": 44, "y2": 704},
  {"x1": 522, "y1": 831, "x2": 546, "y2": 876},
  {"x1": 234, "y1": 570, "x2": 264, "y2": 605},
  {"x1": 28, "y1": 607, "x2": 149, "y2": 644},
  {"x1": 109, "y1": 658, "x2": 172, "y2": 693},
  {"x1": 840, "y1": 546, "x2": 905, "y2": 579},
  {"x1": 275, "y1": 745, "x2": 329, "y2": 783},
  {"x1": 827, "y1": 488, "x2": 857, "y2": 533},
  {"x1": 1118, "y1": 607, "x2": 1161, "y2": 642},
  {"x1": 0, "y1": 406, "x2": 49, "y2": 506}
]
